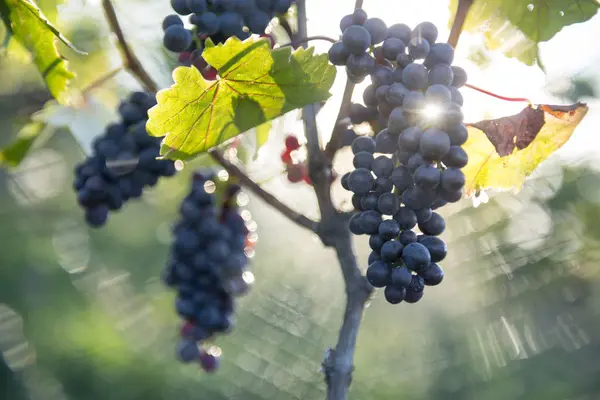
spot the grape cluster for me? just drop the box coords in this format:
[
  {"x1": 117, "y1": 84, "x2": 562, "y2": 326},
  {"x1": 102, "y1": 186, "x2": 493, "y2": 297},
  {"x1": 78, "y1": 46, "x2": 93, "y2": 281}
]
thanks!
[
  {"x1": 162, "y1": 0, "x2": 290, "y2": 75},
  {"x1": 162, "y1": 170, "x2": 257, "y2": 372},
  {"x1": 335, "y1": 13, "x2": 468, "y2": 305},
  {"x1": 73, "y1": 92, "x2": 177, "y2": 227}
]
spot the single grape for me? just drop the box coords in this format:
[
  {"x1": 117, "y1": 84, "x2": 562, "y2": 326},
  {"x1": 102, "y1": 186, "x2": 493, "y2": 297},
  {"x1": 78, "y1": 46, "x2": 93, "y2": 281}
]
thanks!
[
  {"x1": 447, "y1": 124, "x2": 468, "y2": 146},
  {"x1": 398, "y1": 126, "x2": 423, "y2": 152},
  {"x1": 342, "y1": 25, "x2": 372, "y2": 55},
  {"x1": 328, "y1": 41, "x2": 350, "y2": 65},
  {"x1": 402, "y1": 242, "x2": 431, "y2": 272},
  {"x1": 404, "y1": 276, "x2": 425, "y2": 303},
  {"x1": 246, "y1": 10, "x2": 271, "y2": 33},
  {"x1": 368, "y1": 251, "x2": 381, "y2": 265},
  {"x1": 381, "y1": 240, "x2": 403, "y2": 262},
  {"x1": 363, "y1": 84, "x2": 378, "y2": 106},
  {"x1": 450, "y1": 86, "x2": 463, "y2": 106},
  {"x1": 385, "y1": 83, "x2": 409, "y2": 107},
  {"x1": 418, "y1": 212, "x2": 445, "y2": 236},
  {"x1": 402, "y1": 90, "x2": 425, "y2": 113},
  {"x1": 352, "y1": 8, "x2": 368, "y2": 25},
  {"x1": 419, "y1": 236, "x2": 447, "y2": 262},
  {"x1": 163, "y1": 25, "x2": 193, "y2": 52},
  {"x1": 420, "y1": 128, "x2": 451, "y2": 161},
  {"x1": 163, "y1": 14, "x2": 184, "y2": 31},
  {"x1": 171, "y1": 0, "x2": 191, "y2": 15},
  {"x1": 85, "y1": 205, "x2": 109, "y2": 227},
  {"x1": 420, "y1": 263, "x2": 444, "y2": 286},
  {"x1": 388, "y1": 107, "x2": 408, "y2": 134},
  {"x1": 177, "y1": 339, "x2": 201, "y2": 363},
  {"x1": 391, "y1": 166, "x2": 413, "y2": 193},
  {"x1": 349, "y1": 212, "x2": 366, "y2": 234},
  {"x1": 402, "y1": 63, "x2": 428, "y2": 90},
  {"x1": 369, "y1": 234, "x2": 385, "y2": 252},
  {"x1": 196, "y1": 12, "x2": 220, "y2": 35},
  {"x1": 373, "y1": 176, "x2": 393, "y2": 194},
  {"x1": 442, "y1": 145, "x2": 468, "y2": 168},
  {"x1": 438, "y1": 103, "x2": 464, "y2": 128},
  {"x1": 384, "y1": 284, "x2": 406, "y2": 304},
  {"x1": 391, "y1": 266, "x2": 413, "y2": 288},
  {"x1": 440, "y1": 167, "x2": 466, "y2": 192},
  {"x1": 408, "y1": 37, "x2": 430, "y2": 59},
  {"x1": 391, "y1": 67, "x2": 404, "y2": 83},
  {"x1": 375, "y1": 129, "x2": 396, "y2": 154},
  {"x1": 186, "y1": 0, "x2": 206, "y2": 13},
  {"x1": 399, "y1": 230, "x2": 417, "y2": 245},
  {"x1": 429, "y1": 64, "x2": 454, "y2": 86},
  {"x1": 396, "y1": 53, "x2": 413, "y2": 68},
  {"x1": 371, "y1": 155, "x2": 394, "y2": 178},
  {"x1": 353, "y1": 151, "x2": 374, "y2": 169},
  {"x1": 412, "y1": 21, "x2": 438, "y2": 44},
  {"x1": 347, "y1": 53, "x2": 376, "y2": 76},
  {"x1": 366, "y1": 260, "x2": 391, "y2": 287},
  {"x1": 347, "y1": 168, "x2": 374, "y2": 195},
  {"x1": 406, "y1": 152, "x2": 426, "y2": 173},
  {"x1": 431, "y1": 197, "x2": 447, "y2": 210},
  {"x1": 387, "y1": 23, "x2": 411, "y2": 43},
  {"x1": 393, "y1": 206, "x2": 417, "y2": 230},
  {"x1": 425, "y1": 43, "x2": 454, "y2": 66},
  {"x1": 382, "y1": 38, "x2": 406, "y2": 61},
  {"x1": 219, "y1": 11, "x2": 244, "y2": 36},
  {"x1": 414, "y1": 164, "x2": 441, "y2": 189},
  {"x1": 352, "y1": 136, "x2": 376, "y2": 154},
  {"x1": 451, "y1": 66, "x2": 468, "y2": 88},
  {"x1": 363, "y1": 18, "x2": 388, "y2": 44},
  {"x1": 371, "y1": 65, "x2": 394, "y2": 86},
  {"x1": 339, "y1": 15, "x2": 354, "y2": 32},
  {"x1": 362, "y1": 210, "x2": 383, "y2": 234},
  {"x1": 438, "y1": 187, "x2": 463, "y2": 203},
  {"x1": 360, "y1": 193, "x2": 379, "y2": 211},
  {"x1": 377, "y1": 192, "x2": 401, "y2": 215},
  {"x1": 379, "y1": 219, "x2": 401, "y2": 240},
  {"x1": 425, "y1": 84, "x2": 452, "y2": 106}
]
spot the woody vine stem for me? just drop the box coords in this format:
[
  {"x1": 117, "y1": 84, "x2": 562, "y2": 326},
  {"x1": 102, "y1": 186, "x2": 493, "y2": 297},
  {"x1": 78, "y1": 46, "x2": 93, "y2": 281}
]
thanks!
[{"x1": 101, "y1": 0, "x2": 473, "y2": 398}]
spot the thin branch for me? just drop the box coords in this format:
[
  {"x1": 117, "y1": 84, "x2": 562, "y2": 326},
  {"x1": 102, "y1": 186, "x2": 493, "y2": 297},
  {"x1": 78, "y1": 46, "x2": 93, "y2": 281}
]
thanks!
[
  {"x1": 447, "y1": 0, "x2": 474, "y2": 48},
  {"x1": 208, "y1": 148, "x2": 318, "y2": 233},
  {"x1": 278, "y1": 35, "x2": 338, "y2": 48},
  {"x1": 324, "y1": 81, "x2": 355, "y2": 160},
  {"x1": 82, "y1": 67, "x2": 125, "y2": 94},
  {"x1": 102, "y1": 0, "x2": 159, "y2": 93},
  {"x1": 465, "y1": 83, "x2": 532, "y2": 104}
]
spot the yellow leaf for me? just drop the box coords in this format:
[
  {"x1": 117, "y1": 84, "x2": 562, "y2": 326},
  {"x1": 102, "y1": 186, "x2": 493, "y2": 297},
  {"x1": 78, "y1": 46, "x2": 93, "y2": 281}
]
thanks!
[{"x1": 462, "y1": 103, "x2": 589, "y2": 197}]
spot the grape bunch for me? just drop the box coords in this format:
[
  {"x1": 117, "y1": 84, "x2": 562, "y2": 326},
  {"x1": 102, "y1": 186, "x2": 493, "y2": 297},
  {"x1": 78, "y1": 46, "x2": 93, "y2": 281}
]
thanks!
[
  {"x1": 162, "y1": 0, "x2": 290, "y2": 76},
  {"x1": 162, "y1": 170, "x2": 257, "y2": 372},
  {"x1": 73, "y1": 92, "x2": 177, "y2": 227},
  {"x1": 334, "y1": 12, "x2": 469, "y2": 305}
]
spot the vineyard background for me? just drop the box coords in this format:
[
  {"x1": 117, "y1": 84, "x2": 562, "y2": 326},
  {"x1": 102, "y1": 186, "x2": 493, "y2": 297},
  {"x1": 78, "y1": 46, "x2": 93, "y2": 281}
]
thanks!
[{"x1": 2, "y1": 0, "x2": 600, "y2": 399}]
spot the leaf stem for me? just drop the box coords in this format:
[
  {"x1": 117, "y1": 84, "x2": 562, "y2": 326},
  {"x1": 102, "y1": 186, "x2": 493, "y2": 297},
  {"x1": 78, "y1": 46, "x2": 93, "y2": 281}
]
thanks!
[
  {"x1": 101, "y1": 0, "x2": 159, "y2": 93},
  {"x1": 278, "y1": 35, "x2": 338, "y2": 48},
  {"x1": 208, "y1": 149, "x2": 318, "y2": 232},
  {"x1": 447, "y1": 0, "x2": 474, "y2": 49},
  {"x1": 465, "y1": 83, "x2": 532, "y2": 104}
]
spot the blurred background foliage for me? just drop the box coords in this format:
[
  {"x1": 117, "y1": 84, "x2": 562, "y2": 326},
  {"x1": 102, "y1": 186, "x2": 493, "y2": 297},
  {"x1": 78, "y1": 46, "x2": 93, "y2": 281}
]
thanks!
[{"x1": 2, "y1": 0, "x2": 600, "y2": 399}]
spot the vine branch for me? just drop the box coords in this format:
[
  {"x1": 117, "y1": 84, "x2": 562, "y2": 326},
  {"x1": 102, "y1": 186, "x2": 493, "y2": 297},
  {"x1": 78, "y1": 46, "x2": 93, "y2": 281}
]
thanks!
[
  {"x1": 296, "y1": 1, "x2": 373, "y2": 400},
  {"x1": 209, "y1": 149, "x2": 318, "y2": 232},
  {"x1": 447, "y1": 0, "x2": 474, "y2": 48},
  {"x1": 101, "y1": 0, "x2": 159, "y2": 93},
  {"x1": 279, "y1": 35, "x2": 338, "y2": 48}
]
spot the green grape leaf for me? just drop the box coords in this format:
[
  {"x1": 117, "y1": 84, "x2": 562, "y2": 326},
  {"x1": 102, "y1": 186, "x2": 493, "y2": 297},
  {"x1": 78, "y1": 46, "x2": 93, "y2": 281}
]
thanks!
[
  {"x1": 146, "y1": 37, "x2": 336, "y2": 159},
  {"x1": 0, "y1": 0, "x2": 86, "y2": 104},
  {"x1": 462, "y1": 103, "x2": 589, "y2": 197},
  {"x1": 0, "y1": 122, "x2": 48, "y2": 167},
  {"x1": 449, "y1": 0, "x2": 599, "y2": 69}
]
